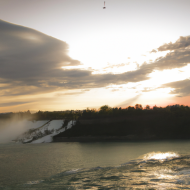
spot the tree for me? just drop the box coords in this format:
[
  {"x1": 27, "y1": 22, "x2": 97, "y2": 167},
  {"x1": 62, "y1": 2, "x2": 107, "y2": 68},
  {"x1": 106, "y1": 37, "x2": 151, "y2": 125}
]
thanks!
[
  {"x1": 153, "y1": 105, "x2": 158, "y2": 111},
  {"x1": 99, "y1": 105, "x2": 112, "y2": 115},
  {"x1": 135, "y1": 104, "x2": 143, "y2": 110},
  {"x1": 145, "y1": 105, "x2": 150, "y2": 110},
  {"x1": 100, "y1": 105, "x2": 109, "y2": 111}
]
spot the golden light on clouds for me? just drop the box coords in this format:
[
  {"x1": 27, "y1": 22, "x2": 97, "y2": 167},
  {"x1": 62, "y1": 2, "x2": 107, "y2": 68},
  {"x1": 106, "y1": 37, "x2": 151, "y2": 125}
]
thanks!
[{"x1": 1, "y1": 0, "x2": 190, "y2": 111}]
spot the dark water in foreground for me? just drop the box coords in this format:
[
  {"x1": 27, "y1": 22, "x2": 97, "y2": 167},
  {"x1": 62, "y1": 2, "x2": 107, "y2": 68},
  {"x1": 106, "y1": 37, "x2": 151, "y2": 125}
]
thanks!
[{"x1": 1, "y1": 141, "x2": 190, "y2": 189}]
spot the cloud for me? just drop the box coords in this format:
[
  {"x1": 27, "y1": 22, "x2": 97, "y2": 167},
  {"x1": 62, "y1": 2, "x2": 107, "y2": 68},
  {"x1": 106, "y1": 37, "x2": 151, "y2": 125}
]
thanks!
[
  {"x1": 147, "y1": 36, "x2": 190, "y2": 71},
  {"x1": 142, "y1": 87, "x2": 154, "y2": 92},
  {"x1": 55, "y1": 91, "x2": 87, "y2": 96},
  {"x1": 161, "y1": 79, "x2": 190, "y2": 97},
  {"x1": 150, "y1": 49, "x2": 157, "y2": 53},
  {"x1": 111, "y1": 89, "x2": 119, "y2": 92},
  {"x1": 0, "y1": 19, "x2": 81, "y2": 93},
  {"x1": 0, "y1": 20, "x2": 152, "y2": 99},
  {"x1": 1, "y1": 20, "x2": 190, "y2": 104},
  {"x1": 0, "y1": 20, "x2": 80, "y2": 81},
  {"x1": 152, "y1": 36, "x2": 190, "y2": 69},
  {"x1": 158, "y1": 36, "x2": 190, "y2": 51},
  {"x1": 0, "y1": 102, "x2": 31, "y2": 107},
  {"x1": 154, "y1": 49, "x2": 190, "y2": 70},
  {"x1": 102, "y1": 63, "x2": 126, "y2": 69}
]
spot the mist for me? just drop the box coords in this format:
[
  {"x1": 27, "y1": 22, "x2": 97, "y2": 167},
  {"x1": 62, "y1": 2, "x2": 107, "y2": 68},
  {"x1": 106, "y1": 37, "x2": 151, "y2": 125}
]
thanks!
[{"x1": 0, "y1": 118, "x2": 30, "y2": 143}]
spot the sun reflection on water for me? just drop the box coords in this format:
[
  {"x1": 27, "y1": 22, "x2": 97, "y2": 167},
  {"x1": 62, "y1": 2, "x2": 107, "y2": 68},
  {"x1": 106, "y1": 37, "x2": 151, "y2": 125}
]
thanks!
[
  {"x1": 143, "y1": 152, "x2": 179, "y2": 160},
  {"x1": 140, "y1": 152, "x2": 180, "y2": 185}
]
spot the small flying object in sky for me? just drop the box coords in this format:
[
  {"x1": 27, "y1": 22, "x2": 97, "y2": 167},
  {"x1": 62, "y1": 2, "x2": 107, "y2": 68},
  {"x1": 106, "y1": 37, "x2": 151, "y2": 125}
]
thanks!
[{"x1": 103, "y1": 1, "x2": 106, "y2": 9}]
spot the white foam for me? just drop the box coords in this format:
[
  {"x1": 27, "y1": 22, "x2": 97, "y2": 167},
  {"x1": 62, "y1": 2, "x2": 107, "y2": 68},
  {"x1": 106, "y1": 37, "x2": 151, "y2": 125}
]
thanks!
[
  {"x1": 0, "y1": 119, "x2": 49, "y2": 143},
  {"x1": 26, "y1": 120, "x2": 75, "y2": 143},
  {"x1": 31, "y1": 134, "x2": 53, "y2": 143},
  {"x1": 25, "y1": 180, "x2": 44, "y2": 185},
  {"x1": 2, "y1": 119, "x2": 76, "y2": 144},
  {"x1": 47, "y1": 120, "x2": 64, "y2": 130}
]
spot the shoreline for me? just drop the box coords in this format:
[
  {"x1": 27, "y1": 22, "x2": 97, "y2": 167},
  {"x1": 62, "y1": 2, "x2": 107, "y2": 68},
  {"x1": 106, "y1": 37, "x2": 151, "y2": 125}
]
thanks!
[{"x1": 53, "y1": 136, "x2": 190, "y2": 142}]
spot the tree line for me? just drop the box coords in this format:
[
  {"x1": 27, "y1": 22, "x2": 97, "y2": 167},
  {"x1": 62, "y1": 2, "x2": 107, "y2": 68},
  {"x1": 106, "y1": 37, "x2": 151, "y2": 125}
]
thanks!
[
  {"x1": 1, "y1": 104, "x2": 190, "y2": 121},
  {"x1": 0, "y1": 110, "x2": 82, "y2": 121},
  {"x1": 0, "y1": 110, "x2": 31, "y2": 120},
  {"x1": 81, "y1": 104, "x2": 190, "y2": 119}
]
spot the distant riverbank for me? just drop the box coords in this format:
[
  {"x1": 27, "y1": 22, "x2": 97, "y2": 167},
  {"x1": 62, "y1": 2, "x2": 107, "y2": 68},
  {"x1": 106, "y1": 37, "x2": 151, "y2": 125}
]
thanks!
[
  {"x1": 53, "y1": 135, "x2": 190, "y2": 142},
  {"x1": 53, "y1": 113, "x2": 190, "y2": 142},
  {"x1": 53, "y1": 136, "x2": 157, "y2": 142}
]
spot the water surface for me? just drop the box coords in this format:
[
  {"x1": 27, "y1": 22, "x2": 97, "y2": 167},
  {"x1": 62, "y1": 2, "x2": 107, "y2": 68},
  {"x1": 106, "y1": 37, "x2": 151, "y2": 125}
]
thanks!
[{"x1": 1, "y1": 141, "x2": 190, "y2": 189}]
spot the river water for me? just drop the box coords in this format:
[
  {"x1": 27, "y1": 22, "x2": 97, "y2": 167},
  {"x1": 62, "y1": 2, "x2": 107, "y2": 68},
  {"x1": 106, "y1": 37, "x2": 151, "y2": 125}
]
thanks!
[{"x1": 1, "y1": 141, "x2": 190, "y2": 189}]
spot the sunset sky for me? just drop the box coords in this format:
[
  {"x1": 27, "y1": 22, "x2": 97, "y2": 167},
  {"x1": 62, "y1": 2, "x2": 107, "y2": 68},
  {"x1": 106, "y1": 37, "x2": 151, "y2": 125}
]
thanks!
[{"x1": 1, "y1": 0, "x2": 190, "y2": 112}]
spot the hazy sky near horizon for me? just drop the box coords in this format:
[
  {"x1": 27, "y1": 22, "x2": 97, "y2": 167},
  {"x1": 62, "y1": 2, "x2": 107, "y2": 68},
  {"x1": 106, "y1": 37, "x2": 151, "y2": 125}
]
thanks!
[{"x1": 1, "y1": 0, "x2": 190, "y2": 112}]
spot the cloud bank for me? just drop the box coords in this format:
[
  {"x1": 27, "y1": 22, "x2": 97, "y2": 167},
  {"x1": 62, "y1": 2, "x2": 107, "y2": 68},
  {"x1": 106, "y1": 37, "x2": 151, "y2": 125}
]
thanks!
[
  {"x1": 1, "y1": 19, "x2": 190, "y2": 109},
  {"x1": 154, "y1": 36, "x2": 190, "y2": 96},
  {"x1": 161, "y1": 79, "x2": 190, "y2": 97},
  {"x1": 0, "y1": 19, "x2": 152, "y2": 98},
  {"x1": 158, "y1": 36, "x2": 190, "y2": 51}
]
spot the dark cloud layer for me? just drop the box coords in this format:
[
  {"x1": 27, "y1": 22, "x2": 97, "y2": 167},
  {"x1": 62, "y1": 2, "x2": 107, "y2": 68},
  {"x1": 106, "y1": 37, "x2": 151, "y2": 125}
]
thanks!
[
  {"x1": 154, "y1": 36, "x2": 190, "y2": 96},
  {"x1": 148, "y1": 36, "x2": 190, "y2": 70},
  {"x1": 161, "y1": 79, "x2": 190, "y2": 97},
  {"x1": 154, "y1": 49, "x2": 190, "y2": 70},
  {"x1": 0, "y1": 19, "x2": 80, "y2": 81},
  {"x1": 158, "y1": 36, "x2": 190, "y2": 51}
]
